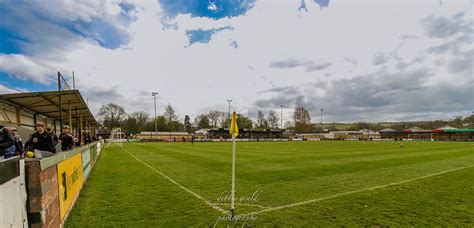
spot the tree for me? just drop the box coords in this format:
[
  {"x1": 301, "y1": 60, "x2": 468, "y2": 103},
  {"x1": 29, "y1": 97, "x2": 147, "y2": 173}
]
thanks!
[
  {"x1": 219, "y1": 111, "x2": 232, "y2": 128},
  {"x1": 163, "y1": 104, "x2": 183, "y2": 131},
  {"x1": 98, "y1": 103, "x2": 126, "y2": 130},
  {"x1": 463, "y1": 114, "x2": 474, "y2": 127},
  {"x1": 123, "y1": 111, "x2": 149, "y2": 134},
  {"x1": 348, "y1": 122, "x2": 373, "y2": 131},
  {"x1": 208, "y1": 110, "x2": 222, "y2": 128},
  {"x1": 123, "y1": 117, "x2": 138, "y2": 134},
  {"x1": 195, "y1": 114, "x2": 210, "y2": 129},
  {"x1": 167, "y1": 120, "x2": 183, "y2": 132},
  {"x1": 184, "y1": 115, "x2": 193, "y2": 133},
  {"x1": 451, "y1": 116, "x2": 463, "y2": 128},
  {"x1": 293, "y1": 107, "x2": 311, "y2": 132},
  {"x1": 256, "y1": 111, "x2": 268, "y2": 129},
  {"x1": 130, "y1": 111, "x2": 149, "y2": 127},
  {"x1": 267, "y1": 110, "x2": 279, "y2": 129},
  {"x1": 236, "y1": 114, "x2": 253, "y2": 129},
  {"x1": 164, "y1": 104, "x2": 178, "y2": 122}
]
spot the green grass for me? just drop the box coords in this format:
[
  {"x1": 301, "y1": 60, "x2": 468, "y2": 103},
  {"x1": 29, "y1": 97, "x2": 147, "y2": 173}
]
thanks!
[{"x1": 66, "y1": 141, "x2": 474, "y2": 227}]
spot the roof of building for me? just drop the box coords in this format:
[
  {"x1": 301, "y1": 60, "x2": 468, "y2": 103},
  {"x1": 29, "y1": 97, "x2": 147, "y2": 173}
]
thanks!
[
  {"x1": 379, "y1": 128, "x2": 397, "y2": 132},
  {"x1": 0, "y1": 90, "x2": 97, "y2": 126},
  {"x1": 358, "y1": 129, "x2": 379, "y2": 134},
  {"x1": 331, "y1": 131, "x2": 362, "y2": 134}
]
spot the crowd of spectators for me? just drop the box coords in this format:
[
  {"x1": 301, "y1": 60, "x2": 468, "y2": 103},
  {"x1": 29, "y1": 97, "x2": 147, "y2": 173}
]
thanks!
[{"x1": 0, "y1": 123, "x2": 91, "y2": 161}]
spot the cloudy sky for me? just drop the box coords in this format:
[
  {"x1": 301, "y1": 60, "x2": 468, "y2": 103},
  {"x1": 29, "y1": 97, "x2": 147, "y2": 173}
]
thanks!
[{"x1": 0, "y1": 0, "x2": 472, "y2": 123}]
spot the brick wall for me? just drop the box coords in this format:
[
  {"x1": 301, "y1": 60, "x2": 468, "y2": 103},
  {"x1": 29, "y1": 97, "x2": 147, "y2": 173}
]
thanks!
[{"x1": 26, "y1": 161, "x2": 60, "y2": 228}]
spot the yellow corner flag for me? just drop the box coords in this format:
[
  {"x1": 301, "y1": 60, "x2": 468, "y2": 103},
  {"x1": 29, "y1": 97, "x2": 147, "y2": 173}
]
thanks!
[
  {"x1": 229, "y1": 111, "x2": 238, "y2": 219},
  {"x1": 229, "y1": 112, "x2": 239, "y2": 138}
]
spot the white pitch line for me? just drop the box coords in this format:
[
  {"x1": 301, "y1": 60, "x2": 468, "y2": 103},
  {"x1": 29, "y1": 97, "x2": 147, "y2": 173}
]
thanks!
[
  {"x1": 213, "y1": 203, "x2": 272, "y2": 209},
  {"x1": 122, "y1": 148, "x2": 227, "y2": 214},
  {"x1": 245, "y1": 165, "x2": 474, "y2": 216}
]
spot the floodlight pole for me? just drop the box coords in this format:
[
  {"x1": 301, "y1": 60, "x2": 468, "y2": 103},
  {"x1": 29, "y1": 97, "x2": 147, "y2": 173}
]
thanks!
[
  {"x1": 72, "y1": 71, "x2": 75, "y2": 90},
  {"x1": 280, "y1": 105, "x2": 284, "y2": 140},
  {"x1": 152, "y1": 92, "x2": 158, "y2": 140},
  {"x1": 58, "y1": 72, "x2": 63, "y2": 134},
  {"x1": 227, "y1": 99, "x2": 232, "y2": 120},
  {"x1": 320, "y1": 108, "x2": 324, "y2": 132},
  {"x1": 280, "y1": 105, "x2": 284, "y2": 129}
]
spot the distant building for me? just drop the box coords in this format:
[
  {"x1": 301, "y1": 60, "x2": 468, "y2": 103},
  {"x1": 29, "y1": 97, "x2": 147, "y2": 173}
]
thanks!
[{"x1": 137, "y1": 132, "x2": 191, "y2": 142}]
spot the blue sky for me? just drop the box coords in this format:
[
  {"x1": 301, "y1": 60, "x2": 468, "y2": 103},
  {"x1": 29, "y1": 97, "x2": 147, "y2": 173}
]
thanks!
[
  {"x1": 186, "y1": 26, "x2": 234, "y2": 45},
  {"x1": 0, "y1": 72, "x2": 55, "y2": 91},
  {"x1": 0, "y1": 0, "x2": 472, "y2": 122},
  {"x1": 159, "y1": 0, "x2": 256, "y2": 20}
]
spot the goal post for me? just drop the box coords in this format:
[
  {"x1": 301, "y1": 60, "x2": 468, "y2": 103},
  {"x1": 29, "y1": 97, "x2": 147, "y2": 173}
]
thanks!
[{"x1": 107, "y1": 128, "x2": 123, "y2": 148}]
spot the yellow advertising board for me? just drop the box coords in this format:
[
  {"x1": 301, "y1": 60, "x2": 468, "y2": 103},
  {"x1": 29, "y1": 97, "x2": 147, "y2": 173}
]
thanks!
[{"x1": 57, "y1": 153, "x2": 83, "y2": 221}]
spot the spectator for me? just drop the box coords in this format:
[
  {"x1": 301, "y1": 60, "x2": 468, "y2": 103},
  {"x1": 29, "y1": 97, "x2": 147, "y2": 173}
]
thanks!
[
  {"x1": 59, "y1": 125, "x2": 75, "y2": 151},
  {"x1": 46, "y1": 127, "x2": 58, "y2": 153},
  {"x1": 31, "y1": 123, "x2": 54, "y2": 158},
  {"x1": 74, "y1": 132, "x2": 81, "y2": 147},
  {"x1": 24, "y1": 134, "x2": 33, "y2": 152},
  {"x1": 0, "y1": 125, "x2": 15, "y2": 160},
  {"x1": 84, "y1": 133, "x2": 91, "y2": 144},
  {"x1": 11, "y1": 128, "x2": 24, "y2": 157}
]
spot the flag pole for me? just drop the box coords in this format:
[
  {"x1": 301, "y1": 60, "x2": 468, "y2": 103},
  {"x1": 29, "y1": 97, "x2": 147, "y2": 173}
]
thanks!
[{"x1": 231, "y1": 132, "x2": 236, "y2": 219}]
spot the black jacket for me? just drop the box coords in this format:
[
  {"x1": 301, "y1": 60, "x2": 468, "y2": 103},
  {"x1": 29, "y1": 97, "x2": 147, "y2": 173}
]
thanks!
[
  {"x1": 59, "y1": 133, "x2": 75, "y2": 151},
  {"x1": 31, "y1": 131, "x2": 53, "y2": 152},
  {"x1": 0, "y1": 128, "x2": 15, "y2": 156},
  {"x1": 13, "y1": 136, "x2": 23, "y2": 155}
]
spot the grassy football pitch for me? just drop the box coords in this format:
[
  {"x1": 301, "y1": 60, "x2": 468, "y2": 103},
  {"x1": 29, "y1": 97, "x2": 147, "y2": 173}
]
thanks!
[{"x1": 66, "y1": 141, "x2": 474, "y2": 226}]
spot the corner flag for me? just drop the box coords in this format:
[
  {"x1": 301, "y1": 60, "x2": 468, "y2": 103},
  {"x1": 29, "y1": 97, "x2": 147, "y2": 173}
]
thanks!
[
  {"x1": 229, "y1": 112, "x2": 238, "y2": 219},
  {"x1": 229, "y1": 112, "x2": 239, "y2": 138}
]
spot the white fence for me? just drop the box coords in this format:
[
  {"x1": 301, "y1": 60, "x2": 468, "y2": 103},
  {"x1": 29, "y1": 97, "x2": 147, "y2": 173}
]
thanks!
[{"x1": 0, "y1": 158, "x2": 28, "y2": 227}]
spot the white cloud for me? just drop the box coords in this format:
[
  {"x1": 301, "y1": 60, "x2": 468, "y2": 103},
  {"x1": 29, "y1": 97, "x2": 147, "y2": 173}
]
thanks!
[
  {"x1": 0, "y1": 84, "x2": 21, "y2": 94},
  {"x1": 2, "y1": 0, "x2": 472, "y2": 122},
  {"x1": 0, "y1": 54, "x2": 55, "y2": 84}
]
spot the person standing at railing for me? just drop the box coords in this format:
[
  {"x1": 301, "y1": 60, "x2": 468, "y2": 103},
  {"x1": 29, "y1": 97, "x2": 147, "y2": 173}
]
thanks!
[
  {"x1": 31, "y1": 123, "x2": 54, "y2": 158},
  {"x1": 46, "y1": 127, "x2": 59, "y2": 154},
  {"x1": 0, "y1": 125, "x2": 15, "y2": 160},
  {"x1": 59, "y1": 125, "x2": 75, "y2": 152},
  {"x1": 10, "y1": 128, "x2": 24, "y2": 158}
]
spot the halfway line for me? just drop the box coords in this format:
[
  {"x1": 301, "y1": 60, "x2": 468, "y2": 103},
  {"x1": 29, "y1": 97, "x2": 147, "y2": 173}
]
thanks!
[{"x1": 122, "y1": 147, "x2": 227, "y2": 214}]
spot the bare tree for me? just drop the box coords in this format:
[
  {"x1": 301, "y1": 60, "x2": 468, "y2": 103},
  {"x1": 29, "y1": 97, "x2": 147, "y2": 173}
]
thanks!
[
  {"x1": 267, "y1": 110, "x2": 279, "y2": 129},
  {"x1": 256, "y1": 110, "x2": 268, "y2": 129},
  {"x1": 98, "y1": 103, "x2": 126, "y2": 129},
  {"x1": 130, "y1": 111, "x2": 149, "y2": 127},
  {"x1": 194, "y1": 114, "x2": 210, "y2": 129},
  {"x1": 293, "y1": 107, "x2": 311, "y2": 132},
  {"x1": 220, "y1": 111, "x2": 230, "y2": 127},
  {"x1": 208, "y1": 110, "x2": 221, "y2": 128},
  {"x1": 123, "y1": 111, "x2": 149, "y2": 134},
  {"x1": 164, "y1": 104, "x2": 178, "y2": 122}
]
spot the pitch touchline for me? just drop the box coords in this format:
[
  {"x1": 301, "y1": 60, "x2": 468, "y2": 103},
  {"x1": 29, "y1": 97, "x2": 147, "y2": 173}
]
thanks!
[
  {"x1": 243, "y1": 165, "x2": 474, "y2": 216},
  {"x1": 122, "y1": 148, "x2": 227, "y2": 214}
]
